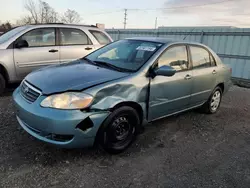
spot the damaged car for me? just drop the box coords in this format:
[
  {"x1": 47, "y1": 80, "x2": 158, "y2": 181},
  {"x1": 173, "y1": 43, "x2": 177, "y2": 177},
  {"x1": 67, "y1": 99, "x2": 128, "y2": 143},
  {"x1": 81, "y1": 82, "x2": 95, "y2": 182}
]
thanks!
[{"x1": 13, "y1": 37, "x2": 232, "y2": 153}]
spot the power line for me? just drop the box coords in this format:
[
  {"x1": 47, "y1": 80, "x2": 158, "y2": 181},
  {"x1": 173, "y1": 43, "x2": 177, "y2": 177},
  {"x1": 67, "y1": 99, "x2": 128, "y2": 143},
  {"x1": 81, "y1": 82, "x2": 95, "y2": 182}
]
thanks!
[
  {"x1": 83, "y1": 0, "x2": 237, "y2": 17},
  {"x1": 129, "y1": 0, "x2": 237, "y2": 11},
  {"x1": 83, "y1": 10, "x2": 123, "y2": 16}
]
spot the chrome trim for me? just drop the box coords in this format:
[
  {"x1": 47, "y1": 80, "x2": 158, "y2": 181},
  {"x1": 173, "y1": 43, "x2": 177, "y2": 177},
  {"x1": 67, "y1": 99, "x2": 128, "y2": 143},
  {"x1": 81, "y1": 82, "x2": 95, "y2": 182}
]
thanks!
[
  {"x1": 190, "y1": 90, "x2": 211, "y2": 97},
  {"x1": 23, "y1": 80, "x2": 42, "y2": 95},
  {"x1": 151, "y1": 103, "x2": 204, "y2": 122}
]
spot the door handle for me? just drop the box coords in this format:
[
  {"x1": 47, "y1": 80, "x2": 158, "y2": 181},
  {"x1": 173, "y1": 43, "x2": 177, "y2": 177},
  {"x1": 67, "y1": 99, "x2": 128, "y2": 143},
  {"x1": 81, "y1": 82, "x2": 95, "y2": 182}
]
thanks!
[
  {"x1": 49, "y1": 49, "x2": 58, "y2": 53},
  {"x1": 85, "y1": 47, "x2": 93, "y2": 50},
  {"x1": 185, "y1": 74, "x2": 192, "y2": 80},
  {"x1": 212, "y1": 70, "x2": 217, "y2": 74}
]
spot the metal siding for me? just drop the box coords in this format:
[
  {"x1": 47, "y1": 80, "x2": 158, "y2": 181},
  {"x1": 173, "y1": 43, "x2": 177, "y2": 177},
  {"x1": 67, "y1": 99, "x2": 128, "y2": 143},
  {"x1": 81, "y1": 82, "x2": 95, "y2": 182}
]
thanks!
[{"x1": 106, "y1": 27, "x2": 250, "y2": 80}]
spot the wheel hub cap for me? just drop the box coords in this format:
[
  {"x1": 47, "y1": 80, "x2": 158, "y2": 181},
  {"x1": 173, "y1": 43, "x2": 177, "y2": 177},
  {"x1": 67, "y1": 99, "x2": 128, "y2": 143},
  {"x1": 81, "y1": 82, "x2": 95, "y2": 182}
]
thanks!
[
  {"x1": 211, "y1": 91, "x2": 221, "y2": 111},
  {"x1": 111, "y1": 117, "x2": 130, "y2": 141}
]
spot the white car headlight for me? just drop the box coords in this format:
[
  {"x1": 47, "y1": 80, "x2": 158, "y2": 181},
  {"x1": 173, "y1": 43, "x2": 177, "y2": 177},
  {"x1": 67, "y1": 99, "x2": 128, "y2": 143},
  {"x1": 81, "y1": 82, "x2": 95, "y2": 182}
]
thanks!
[{"x1": 41, "y1": 92, "x2": 93, "y2": 110}]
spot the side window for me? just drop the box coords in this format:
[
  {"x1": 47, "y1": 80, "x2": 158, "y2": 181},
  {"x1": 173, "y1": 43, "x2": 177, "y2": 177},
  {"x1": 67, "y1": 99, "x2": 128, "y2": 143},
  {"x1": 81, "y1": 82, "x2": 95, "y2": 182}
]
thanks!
[
  {"x1": 20, "y1": 28, "x2": 55, "y2": 47},
  {"x1": 89, "y1": 30, "x2": 111, "y2": 45},
  {"x1": 60, "y1": 28, "x2": 91, "y2": 45},
  {"x1": 210, "y1": 54, "x2": 216, "y2": 66},
  {"x1": 158, "y1": 46, "x2": 188, "y2": 71},
  {"x1": 190, "y1": 46, "x2": 212, "y2": 69}
]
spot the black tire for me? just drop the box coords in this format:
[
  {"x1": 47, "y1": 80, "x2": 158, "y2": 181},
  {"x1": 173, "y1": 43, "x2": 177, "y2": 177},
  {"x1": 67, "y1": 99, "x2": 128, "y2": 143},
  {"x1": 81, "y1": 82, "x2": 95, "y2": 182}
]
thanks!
[
  {"x1": 97, "y1": 106, "x2": 140, "y2": 154},
  {"x1": 0, "y1": 74, "x2": 6, "y2": 96},
  {"x1": 201, "y1": 87, "x2": 222, "y2": 114}
]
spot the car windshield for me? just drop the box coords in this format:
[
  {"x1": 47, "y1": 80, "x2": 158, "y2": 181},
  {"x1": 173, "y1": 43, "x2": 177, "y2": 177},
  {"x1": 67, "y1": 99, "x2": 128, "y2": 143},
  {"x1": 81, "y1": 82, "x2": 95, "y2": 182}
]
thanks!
[
  {"x1": 0, "y1": 26, "x2": 28, "y2": 44},
  {"x1": 86, "y1": 39, "x2": 163, "y2": 72}
]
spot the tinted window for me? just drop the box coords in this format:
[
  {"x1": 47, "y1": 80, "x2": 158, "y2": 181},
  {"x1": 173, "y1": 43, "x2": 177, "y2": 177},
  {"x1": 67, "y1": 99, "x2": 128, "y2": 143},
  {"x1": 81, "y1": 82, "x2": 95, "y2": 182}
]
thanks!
[
  {"x1": 89, "y1": 30, "x2": 111, "y2": 44},
  {"x1": 20, "y1": 28, "x2": 55, "y2": 47},
  {"x1": 158, "y1": 46, "x2": 188, "y2": 71},
  {"x1": 87, "y1": 40, "x2": 163, "y2": 72},
  {"x1": 60, "y1": 28, "x2": 91, "y2": 45},
  {"x1": 190, "y1": 46, "x2": 211, "y2": 69}
]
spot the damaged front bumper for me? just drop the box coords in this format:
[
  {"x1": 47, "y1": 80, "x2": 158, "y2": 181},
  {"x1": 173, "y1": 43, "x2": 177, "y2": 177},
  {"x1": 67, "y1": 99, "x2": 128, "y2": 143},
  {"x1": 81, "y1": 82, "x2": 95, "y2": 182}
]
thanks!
[{"x1": 13, "y1": 87, "x2": 110, "y2": 148}]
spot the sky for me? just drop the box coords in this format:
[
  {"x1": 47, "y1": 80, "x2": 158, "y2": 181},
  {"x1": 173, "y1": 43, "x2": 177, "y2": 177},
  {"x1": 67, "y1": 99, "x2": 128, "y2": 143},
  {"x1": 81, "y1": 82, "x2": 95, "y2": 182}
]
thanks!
[{"x1": 0, "y1": 0, "x2": 249, "y2": 28}]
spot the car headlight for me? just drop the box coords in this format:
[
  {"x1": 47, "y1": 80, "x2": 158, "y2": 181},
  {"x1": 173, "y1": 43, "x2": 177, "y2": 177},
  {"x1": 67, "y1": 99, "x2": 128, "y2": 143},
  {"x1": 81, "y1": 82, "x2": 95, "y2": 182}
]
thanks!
[{"x1": 41, "y1": 92, "x2": 93, "y2": 110}]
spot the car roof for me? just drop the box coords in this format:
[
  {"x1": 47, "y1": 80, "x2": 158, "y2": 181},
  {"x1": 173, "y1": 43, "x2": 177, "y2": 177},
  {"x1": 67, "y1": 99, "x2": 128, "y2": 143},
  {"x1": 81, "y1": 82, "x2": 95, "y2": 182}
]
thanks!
[
  {"x1": 25, "y1": 23, "x2": 102, "y2": 30},
  {"x1": 126, "y1": 37, "x2": 204, "y2": 46}
]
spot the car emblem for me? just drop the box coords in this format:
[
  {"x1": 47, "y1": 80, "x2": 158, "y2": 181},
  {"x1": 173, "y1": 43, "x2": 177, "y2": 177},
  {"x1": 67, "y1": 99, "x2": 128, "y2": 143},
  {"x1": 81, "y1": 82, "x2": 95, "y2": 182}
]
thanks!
[{"x1": 24, "y1": 86, "x2": 29, "y2": 93}]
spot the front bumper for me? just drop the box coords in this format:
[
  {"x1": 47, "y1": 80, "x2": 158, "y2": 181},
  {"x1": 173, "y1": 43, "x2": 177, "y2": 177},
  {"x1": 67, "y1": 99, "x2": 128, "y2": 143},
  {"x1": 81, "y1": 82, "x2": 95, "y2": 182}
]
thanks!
[{"x1": 13, "y1": 87, "x2": 110, "y2": 148}]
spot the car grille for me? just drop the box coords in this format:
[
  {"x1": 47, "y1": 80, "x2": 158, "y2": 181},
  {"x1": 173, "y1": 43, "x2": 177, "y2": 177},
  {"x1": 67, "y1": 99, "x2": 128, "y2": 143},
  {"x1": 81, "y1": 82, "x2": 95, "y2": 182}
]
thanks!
[{"x1": 20, "y1": 81, "x2": 41, "y2": 103}]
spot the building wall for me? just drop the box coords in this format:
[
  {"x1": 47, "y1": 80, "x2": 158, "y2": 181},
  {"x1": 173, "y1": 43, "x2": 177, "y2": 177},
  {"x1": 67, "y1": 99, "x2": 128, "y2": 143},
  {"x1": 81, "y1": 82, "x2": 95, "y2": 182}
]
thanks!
[{"x1": 106, "y1": 27, "x2": 250, "y2": 80}]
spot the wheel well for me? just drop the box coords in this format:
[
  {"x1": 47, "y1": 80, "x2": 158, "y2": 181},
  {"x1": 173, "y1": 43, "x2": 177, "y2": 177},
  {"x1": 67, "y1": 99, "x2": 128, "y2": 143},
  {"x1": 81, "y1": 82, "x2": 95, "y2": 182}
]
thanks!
[
  {"x1": 0, "y1": 64, "x2": 9, "y2": 83},
  {"x1": 112, "y1": 102, "x2": 144, "y2": 124},
  {"x1": 217, "y1": 83, "x2": 224, "y2": 93}
]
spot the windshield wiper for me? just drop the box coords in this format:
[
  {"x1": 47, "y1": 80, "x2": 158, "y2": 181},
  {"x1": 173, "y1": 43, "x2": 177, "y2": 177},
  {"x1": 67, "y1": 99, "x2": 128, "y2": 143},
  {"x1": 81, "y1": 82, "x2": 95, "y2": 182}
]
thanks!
[
  {"x1": 81, "y1": 57, "x2": 98, "y2": 66},
  {"x1": 94, "y1": 60, "x2": 133, "y2": 73}
]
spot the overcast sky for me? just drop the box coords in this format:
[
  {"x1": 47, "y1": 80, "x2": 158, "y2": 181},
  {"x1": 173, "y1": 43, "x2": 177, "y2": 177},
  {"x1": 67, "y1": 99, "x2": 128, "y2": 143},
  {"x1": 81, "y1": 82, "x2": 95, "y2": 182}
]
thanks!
[{"x1": 0, "y1": 0, "x2": 249, "y2": 28}]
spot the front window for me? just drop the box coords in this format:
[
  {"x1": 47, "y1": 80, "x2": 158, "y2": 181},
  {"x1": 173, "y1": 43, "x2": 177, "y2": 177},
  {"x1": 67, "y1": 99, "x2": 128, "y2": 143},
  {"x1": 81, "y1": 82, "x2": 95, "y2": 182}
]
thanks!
[
  {"x1": 86, "y1": 40, "x2": 163, "y2": 72},
  {"x1": 0, "y1": 26, "x2": 28, "y2": 44},
  {"x1": 20, "y1": 28, "x2": 56, "y2": 47},
  {"x1": 158, "y1": 46, "x2": 188, "y2": 71}
]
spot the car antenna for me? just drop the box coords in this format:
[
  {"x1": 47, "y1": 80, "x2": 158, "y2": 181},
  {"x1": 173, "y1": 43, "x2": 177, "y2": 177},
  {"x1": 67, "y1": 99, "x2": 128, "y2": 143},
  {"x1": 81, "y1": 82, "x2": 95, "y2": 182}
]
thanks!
[{"x1": 183, "y1": 28, "x2": 196, "y2": 40}]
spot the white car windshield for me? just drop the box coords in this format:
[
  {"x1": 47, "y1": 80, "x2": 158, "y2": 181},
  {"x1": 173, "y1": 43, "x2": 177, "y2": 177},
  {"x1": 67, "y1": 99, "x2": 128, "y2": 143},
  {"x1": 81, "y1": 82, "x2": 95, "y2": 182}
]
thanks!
[
  {"x1": 0, "y1": 26, "x2": 28, "y2": 44},
  {"x1": 86, "y1": 39, "x2": 163, "y2": 72}
]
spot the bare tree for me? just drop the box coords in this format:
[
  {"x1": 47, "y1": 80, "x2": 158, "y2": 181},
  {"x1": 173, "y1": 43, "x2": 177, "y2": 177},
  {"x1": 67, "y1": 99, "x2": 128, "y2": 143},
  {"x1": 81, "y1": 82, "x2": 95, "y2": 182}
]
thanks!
[
  {"x1": 16, "y1": 16, "x2": 33, "y2": 25},
  {"x1": 24, "y1": 0, "x2": 40, "y2": 23},
  {"x1": 61, "y1": 9, "x2": 81, "y2": 24},
  {"x1": 40, "y1": 1, "x2": 59, "y2": 23},
  {"x1": 23, "y1": 0, "x2": 59, "y2": 24},
  {"x1": 16, "y1": 0, "x2": 81, "y2": 26}
]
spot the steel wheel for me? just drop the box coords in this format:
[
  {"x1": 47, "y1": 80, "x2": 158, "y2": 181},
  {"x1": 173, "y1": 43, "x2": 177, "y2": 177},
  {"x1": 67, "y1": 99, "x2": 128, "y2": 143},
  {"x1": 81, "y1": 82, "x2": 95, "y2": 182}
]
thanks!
[{"x1": 97, "y1": 106, "x2": 140, "y2": 154}]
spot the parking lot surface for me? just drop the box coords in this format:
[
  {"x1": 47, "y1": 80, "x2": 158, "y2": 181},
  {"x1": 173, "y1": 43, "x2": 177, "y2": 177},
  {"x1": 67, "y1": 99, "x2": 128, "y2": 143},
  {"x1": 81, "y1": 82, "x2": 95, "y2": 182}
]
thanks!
[{"x1": 0, "y1": 86, "x2": 250, "y2": 188}]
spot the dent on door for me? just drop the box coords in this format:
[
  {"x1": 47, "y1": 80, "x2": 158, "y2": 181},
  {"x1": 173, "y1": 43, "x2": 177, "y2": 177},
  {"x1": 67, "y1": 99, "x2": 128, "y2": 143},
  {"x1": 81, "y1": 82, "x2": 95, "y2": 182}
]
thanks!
[{"x1": 148, "y1": 71, "x2": 193, "y2": 121}]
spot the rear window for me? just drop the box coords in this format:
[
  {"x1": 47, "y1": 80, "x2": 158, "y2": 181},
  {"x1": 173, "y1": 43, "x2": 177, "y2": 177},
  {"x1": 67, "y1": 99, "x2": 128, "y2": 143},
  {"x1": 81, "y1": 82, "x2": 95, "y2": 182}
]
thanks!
[
  {"x1": 89, "y1": 30, "x2": 111, "y2": 45},
  {"x1": 60, "y1": 28, "x2": 91, "y2": 45},
  {"x1": 190, "y1": 46, "x2": 212, "y2": 69}
]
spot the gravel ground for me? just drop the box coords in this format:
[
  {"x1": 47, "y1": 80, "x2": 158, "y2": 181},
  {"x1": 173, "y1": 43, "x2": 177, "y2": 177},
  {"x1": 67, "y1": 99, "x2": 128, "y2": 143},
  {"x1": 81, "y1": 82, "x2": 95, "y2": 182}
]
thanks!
[{"x1": 0, "y1": 86, "x2": 250, "y2": 188}]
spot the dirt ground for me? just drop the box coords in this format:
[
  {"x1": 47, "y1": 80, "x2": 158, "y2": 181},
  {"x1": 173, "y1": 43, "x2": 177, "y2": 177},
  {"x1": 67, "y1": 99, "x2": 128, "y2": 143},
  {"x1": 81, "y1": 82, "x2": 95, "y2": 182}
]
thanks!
[{"x1": 0, "y1": 86, "x2": 250, "y2": 188}]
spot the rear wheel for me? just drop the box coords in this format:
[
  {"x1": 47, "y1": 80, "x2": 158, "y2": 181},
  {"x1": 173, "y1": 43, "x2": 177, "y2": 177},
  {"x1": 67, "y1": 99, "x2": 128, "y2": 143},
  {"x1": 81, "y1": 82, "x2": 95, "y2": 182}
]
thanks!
[
  {"x1": 97, "y1": 106, "x2": 140, "y2": 154},
  {"x1": 201, "y1": 87, "x2": 222, "y2": 114},
  {"x1": 0, "y1": 74, "x2": 6, "y2": 96}
]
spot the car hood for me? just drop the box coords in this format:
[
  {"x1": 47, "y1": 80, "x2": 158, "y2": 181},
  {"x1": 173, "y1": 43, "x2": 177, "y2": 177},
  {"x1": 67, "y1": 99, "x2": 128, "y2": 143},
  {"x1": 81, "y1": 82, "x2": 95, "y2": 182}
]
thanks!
[{"x1": 25, "y1": 60, "x2": 130, "y2": 95}]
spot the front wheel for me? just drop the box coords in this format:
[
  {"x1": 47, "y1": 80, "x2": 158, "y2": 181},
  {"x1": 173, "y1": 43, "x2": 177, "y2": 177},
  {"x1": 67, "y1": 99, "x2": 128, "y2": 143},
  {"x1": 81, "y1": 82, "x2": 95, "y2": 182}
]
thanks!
[
  {"x1": 201, "y1": 87, "x2": 222, "y2": 114},
  {"x1": 97, "y1": 106, "x2": 140, "y2": 154},
  {"x1": 0, "y1": 74, "x2": 6, "y2": 96}
]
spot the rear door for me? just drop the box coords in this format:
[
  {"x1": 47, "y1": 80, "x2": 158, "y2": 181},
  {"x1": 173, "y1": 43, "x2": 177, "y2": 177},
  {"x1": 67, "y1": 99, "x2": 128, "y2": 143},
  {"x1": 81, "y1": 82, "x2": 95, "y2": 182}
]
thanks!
[
  {"x1": 14, "y1": 28, "x2": 59, "y2": 79},
  {"x1": 189, "y1": 45, "x2": 218, "y2": 106},
  {"x1": 59, "y1": 28, "x2": 95, "y2": 63}
]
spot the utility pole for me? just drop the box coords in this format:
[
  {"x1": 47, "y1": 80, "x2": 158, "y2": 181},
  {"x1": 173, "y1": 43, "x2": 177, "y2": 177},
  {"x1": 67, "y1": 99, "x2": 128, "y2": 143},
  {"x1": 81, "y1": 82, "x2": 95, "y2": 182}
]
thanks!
[
  {"x1": 155, "y1": 17, "x2": 158, "y2": 29},
  {"x1": 123, "y1": 9, "x2": 127, "y2": 29}
]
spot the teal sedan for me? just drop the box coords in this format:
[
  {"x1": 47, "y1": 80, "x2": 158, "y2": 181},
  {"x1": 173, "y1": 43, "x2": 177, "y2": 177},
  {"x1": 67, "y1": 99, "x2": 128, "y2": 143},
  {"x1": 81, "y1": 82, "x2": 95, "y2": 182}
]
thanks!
[{"x1": 13, "y1": 38, "x2": 232, "y2": 153}]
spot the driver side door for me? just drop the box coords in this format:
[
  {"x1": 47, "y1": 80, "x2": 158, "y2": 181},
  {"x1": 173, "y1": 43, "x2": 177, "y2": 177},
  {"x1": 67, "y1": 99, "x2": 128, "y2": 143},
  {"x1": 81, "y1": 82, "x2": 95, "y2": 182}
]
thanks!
[
  {"x1": 14, "y1": 28, "x2": 60, "y2": 79},
  {"x1": 148, "y1": 45, "x2": 193, "y2": 121}
]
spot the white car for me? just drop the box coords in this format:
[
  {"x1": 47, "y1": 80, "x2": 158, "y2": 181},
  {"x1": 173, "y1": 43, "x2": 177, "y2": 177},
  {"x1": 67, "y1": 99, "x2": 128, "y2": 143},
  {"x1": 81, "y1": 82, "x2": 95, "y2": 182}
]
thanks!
[{"x1": 0, "y1": 23, "x2": 113, "y2": 94}]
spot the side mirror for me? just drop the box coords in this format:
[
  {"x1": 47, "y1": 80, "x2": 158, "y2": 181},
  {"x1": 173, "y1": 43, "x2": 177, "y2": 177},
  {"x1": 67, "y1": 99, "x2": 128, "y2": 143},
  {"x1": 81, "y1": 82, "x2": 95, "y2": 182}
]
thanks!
[
  {"x1": 15, "y1": 40, "x2": 29, "y2": 48},
  {"x1": 154, "y1": 65, "x2": 176, "y2": 77}
]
